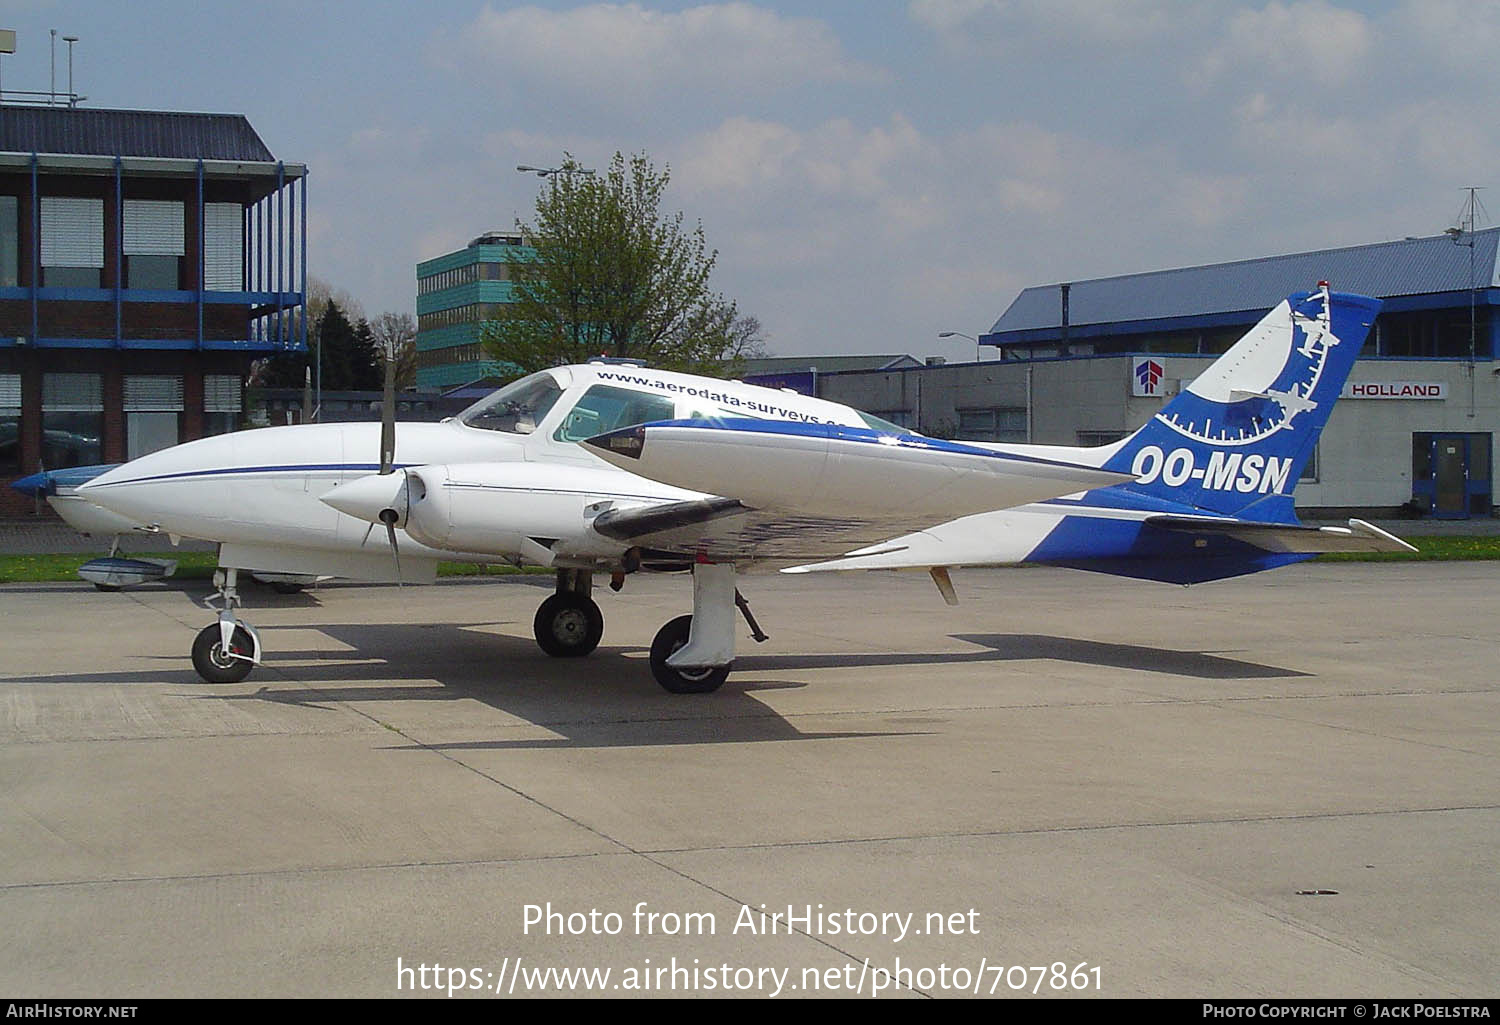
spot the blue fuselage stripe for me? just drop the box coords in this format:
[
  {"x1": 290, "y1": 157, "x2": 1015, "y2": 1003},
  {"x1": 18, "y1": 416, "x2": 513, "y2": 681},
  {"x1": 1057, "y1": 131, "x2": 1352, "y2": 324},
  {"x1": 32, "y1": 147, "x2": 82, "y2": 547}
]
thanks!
[{"x1": 88, "y1": 464, "x2": 407, "y2": 488}]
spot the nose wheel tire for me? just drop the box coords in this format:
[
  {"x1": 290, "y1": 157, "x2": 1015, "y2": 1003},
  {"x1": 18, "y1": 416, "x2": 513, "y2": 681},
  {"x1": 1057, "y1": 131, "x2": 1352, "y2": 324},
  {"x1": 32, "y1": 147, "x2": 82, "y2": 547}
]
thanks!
[
  {"x1": 649, "y1": 615, "x2": 731, "y2": 694},
  {"x1": 534, "y1": 593, "x2": 604, "y2": 658},
  {"x1": 191, "y1": 623, "x2": 255, "y2": 683}
]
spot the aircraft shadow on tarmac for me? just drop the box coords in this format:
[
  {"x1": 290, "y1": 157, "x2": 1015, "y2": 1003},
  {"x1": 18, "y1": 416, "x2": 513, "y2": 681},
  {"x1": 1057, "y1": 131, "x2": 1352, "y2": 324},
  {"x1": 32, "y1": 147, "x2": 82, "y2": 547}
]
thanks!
[{"x1": 0, "y1": 609, "x2": 1308, "y2": 749}]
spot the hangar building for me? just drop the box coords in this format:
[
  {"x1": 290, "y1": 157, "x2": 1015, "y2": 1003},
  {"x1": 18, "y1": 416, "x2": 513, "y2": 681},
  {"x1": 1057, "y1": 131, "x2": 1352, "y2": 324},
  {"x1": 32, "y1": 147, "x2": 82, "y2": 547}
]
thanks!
[{"x1": 810, "y1": 231, "x2": 1499, "y2": 519}]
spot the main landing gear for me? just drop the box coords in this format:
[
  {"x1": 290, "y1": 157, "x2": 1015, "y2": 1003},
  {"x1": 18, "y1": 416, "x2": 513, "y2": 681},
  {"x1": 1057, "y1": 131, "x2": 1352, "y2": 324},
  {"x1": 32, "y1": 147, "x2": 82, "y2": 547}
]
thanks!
[
  {"x1": 188, "y1": 564, "x2": 765, "y2": 692},
  {"x1": 532, "y1": 569, "x2": 604, "y2": 658},
  {"x1": 190, "y1": 568, "x2": 262, "y2": 684},
  {"x1": 647, "y1": 563, "x2": 767, "y2": 694},
  {"x1": 530, "y1": 564, "x2": 768, "y2": 694}
]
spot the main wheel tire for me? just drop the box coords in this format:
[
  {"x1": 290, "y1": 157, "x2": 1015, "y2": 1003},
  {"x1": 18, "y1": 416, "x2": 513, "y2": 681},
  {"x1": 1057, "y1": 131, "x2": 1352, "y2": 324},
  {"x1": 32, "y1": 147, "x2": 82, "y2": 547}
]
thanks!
[
  {"x1": 649, "y1": 615, "x2": 731, "y2": 694},
  {"x1": 269, "y1": 581, "x2": 305, "y2": 595},
  {"x1": 533, "y1": 593, "x2": 604, "y2": 658},
  {"x1": 191, "y1": 623, "x2": 255, "y2": 683}
]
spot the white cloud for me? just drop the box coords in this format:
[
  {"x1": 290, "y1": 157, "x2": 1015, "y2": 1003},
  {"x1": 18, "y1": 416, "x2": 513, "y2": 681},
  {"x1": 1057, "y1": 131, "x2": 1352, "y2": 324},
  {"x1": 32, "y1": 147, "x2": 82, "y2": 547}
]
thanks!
[
  {"x1": 909, "y1": 0, "x2": 1186, "y2": 48},
  {"x1": 657, "y1": 114, "x2": 1265, "y2": 354},
  {"x1": 674, "y1": 118, "x2": 804, "y2": 193},
  {"x1": 1389, "y1": 0, "x2": 1500, "y2": 70},
  {"x1": 1193, "y1": 1, "x2": 1373, "y2": 90},
  {"x1": 433, "y1": 3, "x2": 880, "y2": 106},
  {"x1": 1233, "y1": 93, "x2": 1500, "y2": 199}
]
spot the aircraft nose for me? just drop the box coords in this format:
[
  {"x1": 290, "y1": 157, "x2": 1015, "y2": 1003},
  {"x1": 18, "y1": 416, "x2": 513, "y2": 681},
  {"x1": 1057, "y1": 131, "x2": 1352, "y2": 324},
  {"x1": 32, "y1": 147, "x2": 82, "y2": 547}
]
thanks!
[
  {"x1": 320, "y1": 471, "x2": 409, "y2": 526},
  {"x1": 75, "y1": 461, "x2": 140, "y2": 505},
  {"x1": 74, "y1": 433, "x2": 235, "y2": 520}
]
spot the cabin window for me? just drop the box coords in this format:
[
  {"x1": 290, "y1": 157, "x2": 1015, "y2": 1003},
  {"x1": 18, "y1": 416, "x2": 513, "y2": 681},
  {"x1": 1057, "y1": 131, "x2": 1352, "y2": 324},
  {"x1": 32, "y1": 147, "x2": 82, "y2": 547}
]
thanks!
[{"x1": 553, "y1": 385, "x2": 676, "y2": 443}]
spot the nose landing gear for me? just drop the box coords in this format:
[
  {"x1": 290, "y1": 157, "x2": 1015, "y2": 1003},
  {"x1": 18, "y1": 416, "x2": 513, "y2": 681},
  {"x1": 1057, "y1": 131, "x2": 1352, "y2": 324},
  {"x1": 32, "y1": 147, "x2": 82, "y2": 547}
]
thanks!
[{"x1": 190, "y1": 568, "x2": 262, "y2": 683}]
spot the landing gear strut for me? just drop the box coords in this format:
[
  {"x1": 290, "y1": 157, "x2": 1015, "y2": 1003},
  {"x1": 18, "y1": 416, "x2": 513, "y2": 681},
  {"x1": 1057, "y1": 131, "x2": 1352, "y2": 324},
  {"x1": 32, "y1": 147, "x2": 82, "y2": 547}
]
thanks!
[
  {"x1": 190, "y1": 567, "x2": 262, "y2": 683},
  {"x1": 648, "y1": 563, "x2": 766, "y2": 694},
  {"x1": 533, "y1": 569, "x2": 604, "y2": 658}
]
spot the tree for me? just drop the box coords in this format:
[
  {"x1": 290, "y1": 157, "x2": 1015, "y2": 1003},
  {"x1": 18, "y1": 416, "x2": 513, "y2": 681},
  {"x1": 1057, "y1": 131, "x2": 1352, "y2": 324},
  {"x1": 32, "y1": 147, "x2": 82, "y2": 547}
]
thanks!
[
  {"x1": 482, "y1": 151, "x2": 754, "y2": 377},
  {"x1": 721, "y1": 313, "x2": 770, "y2": 366},
  {"x1": 370, "y1": 312, "x2": 418, "y2": 390},
  {"x1": 254, "y1": 300, "x2": 381, "y2": 391}
]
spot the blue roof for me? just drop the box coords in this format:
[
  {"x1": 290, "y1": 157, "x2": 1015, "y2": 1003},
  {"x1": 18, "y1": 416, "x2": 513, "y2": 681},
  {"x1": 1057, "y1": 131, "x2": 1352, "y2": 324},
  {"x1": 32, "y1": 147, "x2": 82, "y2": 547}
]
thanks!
[
  {"x1": 989, "y1": 229, "x2": 1500, "y2": 339},
  {"x1": 0, "y1": 106, "x2": 275, "y2": 162}
]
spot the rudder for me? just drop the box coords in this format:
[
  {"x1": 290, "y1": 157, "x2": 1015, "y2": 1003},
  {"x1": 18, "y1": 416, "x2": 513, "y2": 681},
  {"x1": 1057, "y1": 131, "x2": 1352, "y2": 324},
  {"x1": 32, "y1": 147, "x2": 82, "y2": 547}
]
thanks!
[{"x1": 1101, "y1": 285, "x2": 1381, "y2": 522}]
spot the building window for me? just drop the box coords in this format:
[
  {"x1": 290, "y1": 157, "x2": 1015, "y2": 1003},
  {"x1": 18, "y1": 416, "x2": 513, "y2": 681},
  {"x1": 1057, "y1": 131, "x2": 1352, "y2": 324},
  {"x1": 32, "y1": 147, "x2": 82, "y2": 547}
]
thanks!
[
  {"x1": 204, "y1": 374, "x2": 243, "y2": 436},
  {"x1": 957, "y1": 406, "x2": 1028, "y2": 442},
  {"x1": 127, "y1": 254, "x2": 181, "y2": 290},
  {"x1": 203, "y1": 203, "x2": 244, "y2": 291},
  {"x1": 42, "y1": 372, "x2": 103, "y2": 468},
  {"x1": 40, "y1": 196, "x2": 104, "y2": 287},
  {"x1": 0, "y1": 196, "x2": 17, "y2": 288},
  {"x1": 124, "y1": 200, "x2": 185, "y2": 290},
  {"x1": 0, "y1": 373, "x2": 20, "y2": 476},
  {"x1": 1077, "y1": 431, "x2": 1127, "y2": 446},
  {"x1": 1379, "y1": 308, "x2": 1493, "y2": 359},
  {"x1": 1300, "y1": 444, "x2": 1319, "y2": 483},
  {"x1": 123, "y1": 375, "x2": 183, "y2": 459}
]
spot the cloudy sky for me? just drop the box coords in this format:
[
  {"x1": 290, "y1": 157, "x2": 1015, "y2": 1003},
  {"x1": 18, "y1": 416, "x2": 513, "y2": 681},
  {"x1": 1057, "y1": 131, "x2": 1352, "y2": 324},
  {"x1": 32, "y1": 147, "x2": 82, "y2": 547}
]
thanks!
[{"x1": 4, "y1": 1, "x2": 1494, "y2": 361}]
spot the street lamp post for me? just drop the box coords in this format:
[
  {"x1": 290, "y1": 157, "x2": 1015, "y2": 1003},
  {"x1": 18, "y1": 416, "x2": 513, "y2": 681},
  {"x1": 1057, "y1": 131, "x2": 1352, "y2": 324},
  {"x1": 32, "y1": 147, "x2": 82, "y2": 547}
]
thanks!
[
  {"x1": 516, "y1": 164, "x2": 596, "y2": 179},
  {"x1": 939, "y1": 330, "x2": 981, "y2": 362},
  {"x1": 516, "y1": 163, "x2": 598, "y2": 363}
]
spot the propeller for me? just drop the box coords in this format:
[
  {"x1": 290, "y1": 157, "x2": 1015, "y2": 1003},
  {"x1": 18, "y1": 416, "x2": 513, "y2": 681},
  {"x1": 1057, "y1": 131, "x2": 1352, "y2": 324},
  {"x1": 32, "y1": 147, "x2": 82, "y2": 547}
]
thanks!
[
  {"x1": 380, "y1": 342, "x2": 396, "y2": 476},
  {"x1": 377, "y1": 343, "x2": 400, "y2": 584},
  {"x1": 379, "y1": 505, "x2": 402, "y2": 586}
]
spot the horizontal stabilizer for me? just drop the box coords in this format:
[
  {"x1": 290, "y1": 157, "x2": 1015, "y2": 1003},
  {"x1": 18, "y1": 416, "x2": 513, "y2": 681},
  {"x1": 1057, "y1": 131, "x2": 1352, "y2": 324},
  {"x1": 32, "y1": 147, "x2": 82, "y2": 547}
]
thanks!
[{"x1": 1143, "y1": 515, "x2": 1417, "y2": 554}]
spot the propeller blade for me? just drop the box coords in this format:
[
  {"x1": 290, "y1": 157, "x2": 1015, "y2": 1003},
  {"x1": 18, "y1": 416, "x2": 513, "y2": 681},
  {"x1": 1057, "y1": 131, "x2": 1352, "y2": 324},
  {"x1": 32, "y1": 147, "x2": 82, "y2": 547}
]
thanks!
[
  {"x1": 380, "y1": 507, "x2": 402, "y2": 587},
  {"x1": 379, "y1": 346, "x2": 397, "y2": 475}
]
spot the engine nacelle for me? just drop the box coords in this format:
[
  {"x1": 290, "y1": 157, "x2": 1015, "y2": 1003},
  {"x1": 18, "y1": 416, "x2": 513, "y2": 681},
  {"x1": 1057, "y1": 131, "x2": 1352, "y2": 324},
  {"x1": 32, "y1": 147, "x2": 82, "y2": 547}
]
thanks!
[{"x1": 400, "y1": 463, "x2": 599, "y2": 558}]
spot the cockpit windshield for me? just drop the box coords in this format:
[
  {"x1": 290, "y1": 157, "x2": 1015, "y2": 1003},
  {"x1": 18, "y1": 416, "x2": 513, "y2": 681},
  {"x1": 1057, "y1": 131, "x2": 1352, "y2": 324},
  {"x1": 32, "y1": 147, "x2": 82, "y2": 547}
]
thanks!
[{"x1": 458, "y1": 371, "x2": 565, "y2": 434}]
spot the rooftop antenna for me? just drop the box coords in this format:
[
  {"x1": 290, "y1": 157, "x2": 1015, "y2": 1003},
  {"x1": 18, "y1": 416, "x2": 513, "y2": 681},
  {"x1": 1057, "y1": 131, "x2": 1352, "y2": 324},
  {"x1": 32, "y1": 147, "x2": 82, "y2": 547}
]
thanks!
[
  {"x1": 63, "y1": 35, "x2": 77, "y2": 107},
  {"x1": 0, "y1": 30, "x2": 16, "y2": 103},
  {"x1": 1444, "y1": 187, "x2": 1486, "y2": 418}
]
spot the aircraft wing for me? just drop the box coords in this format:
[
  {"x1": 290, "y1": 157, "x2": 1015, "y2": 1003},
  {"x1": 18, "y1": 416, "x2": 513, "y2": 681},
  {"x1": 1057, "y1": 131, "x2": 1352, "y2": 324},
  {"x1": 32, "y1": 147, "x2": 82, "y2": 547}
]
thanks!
[
  {"x1": 580, "y1": 419, "x2": 1134, "y2": 563},
  {"x1": 589, "y1": 495, "x2": 922, "y2": 563}
]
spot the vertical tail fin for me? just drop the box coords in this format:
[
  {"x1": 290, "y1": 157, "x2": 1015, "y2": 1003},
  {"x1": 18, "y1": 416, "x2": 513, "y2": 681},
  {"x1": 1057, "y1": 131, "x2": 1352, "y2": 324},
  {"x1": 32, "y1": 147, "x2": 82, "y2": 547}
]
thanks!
[{"x1": 1100, "y1": 285, "x2": 1381, "y2": 523}]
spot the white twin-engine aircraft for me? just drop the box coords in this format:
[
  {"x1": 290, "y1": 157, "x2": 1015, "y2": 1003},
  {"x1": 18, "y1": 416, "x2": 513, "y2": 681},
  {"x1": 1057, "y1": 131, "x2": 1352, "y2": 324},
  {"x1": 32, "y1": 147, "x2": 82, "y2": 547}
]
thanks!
[{"x1": 78, "y1": 285, "x2": 1412, "y2": 692}]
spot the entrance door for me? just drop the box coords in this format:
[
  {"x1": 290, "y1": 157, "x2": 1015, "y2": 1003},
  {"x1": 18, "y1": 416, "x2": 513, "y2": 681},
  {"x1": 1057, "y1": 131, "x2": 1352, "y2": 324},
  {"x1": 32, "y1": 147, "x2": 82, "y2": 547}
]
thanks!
[
  {"x1": 1416, "y1": 433, "x2": 1494, "y2": 519},
  {"x1": 1432, "y1": 435, "x2": 1468, "y2": 518}
]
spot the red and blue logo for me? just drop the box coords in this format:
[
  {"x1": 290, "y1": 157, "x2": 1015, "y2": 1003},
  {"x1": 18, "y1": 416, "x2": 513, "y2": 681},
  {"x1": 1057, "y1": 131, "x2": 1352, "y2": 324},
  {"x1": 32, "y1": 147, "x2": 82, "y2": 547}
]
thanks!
[{"x1": 1133, "y1": 358, "x2": 1164, "y2": 396}]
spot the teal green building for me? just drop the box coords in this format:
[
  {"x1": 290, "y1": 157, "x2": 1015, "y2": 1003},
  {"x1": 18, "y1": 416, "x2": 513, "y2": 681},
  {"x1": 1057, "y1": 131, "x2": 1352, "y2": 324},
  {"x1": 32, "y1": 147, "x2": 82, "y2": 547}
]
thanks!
[{"x1": 415, "y1": 231, "x2": 531, "y2": 389}]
